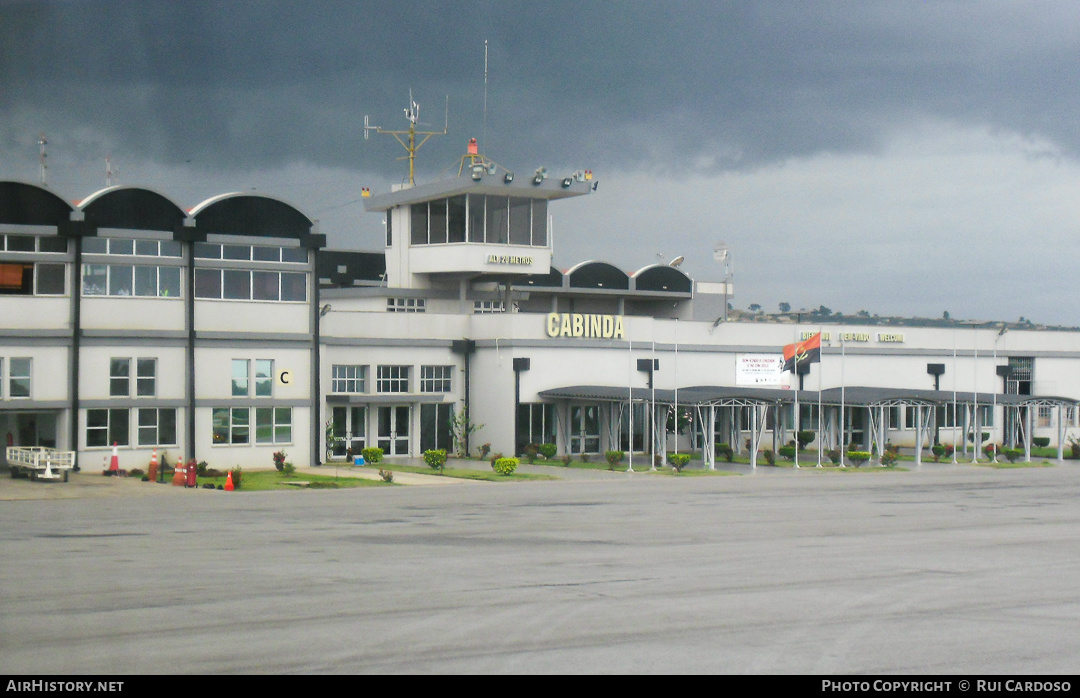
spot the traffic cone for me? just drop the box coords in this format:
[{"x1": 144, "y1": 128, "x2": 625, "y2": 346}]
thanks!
[
  {"x1": 108, "y1": 442, "x2": 119, "y2": 475},
  {"x1": 225, "y1": 471, "x2": 234, "y2": 491},
  {"x1": 148, "y1": 448, "x2": 158, "y2": 481}
]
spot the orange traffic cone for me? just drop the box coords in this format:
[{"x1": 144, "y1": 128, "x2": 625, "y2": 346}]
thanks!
[
  {"x1": 225, "y1": 471, "x2": 234, "y2": 491},
  {"x1": 172, "y1": 460, "x2": 185, "y2": 486},
  {"x1": 108, "y1": 442, "x2": 120, "y2": 475},
  {"x1": 148, "y1": 448, "x2": 158, "y2": 481}
]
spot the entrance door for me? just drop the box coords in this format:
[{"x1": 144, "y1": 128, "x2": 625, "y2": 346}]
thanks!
[
  {"x1": 377, "y1": 405, "x2": 411, "y2": 455},
  {"x1": 331, "y1": 406, "x2": 367, "y2": 458},
  {"x1": 569, "y1": 404, "x2": 600, "y2": 454}
]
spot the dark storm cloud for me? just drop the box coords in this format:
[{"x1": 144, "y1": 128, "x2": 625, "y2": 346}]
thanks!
[{"x1": 4, "y1": 1, "x2": 1080, "y2": 178}]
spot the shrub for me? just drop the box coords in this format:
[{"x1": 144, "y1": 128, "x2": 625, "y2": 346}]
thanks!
[
  {"x1": 669, "y1": 453, "x2": 691, "y2": 472},
  {"x1": 983, "y1": 443, "x2": 998, "y2": 458},
  {"x1": 273, "y1": 450, "x2": 287, "y2": 471},
  {"x1": 561, "y1": 455, "x2": 573, "y2": 466},
  {"x1": 778, "y1": 445, "x2": 797, "y2": 461},
  {"x1": 523, "y1": 444, "x2": 539, "y2": 464},
  {"x1": 1003, "y1": 448, "x2": 1023, "y2": 463},
  {"x1": 361, "y1": 447, "x2": 383, "y2": 464},
  {"x1": 604, "y1": 450, "x2": 625, "y2": 470},
  {"x1": 848, "y1": 451, "x2": 871, "y2": 467},
  {"x1": 196, "y1": 461, "x2": 208, "y2": 477},
  {"x1": 796, "y1": 430, "x2": 815, "y2": 450},
  {"x1": 1033, "y1": 437, "x2": 1050, "y2": 449},
  {"x1": 931, "y1": 443, "x2": 945, "y2": 462},
  {"x1": 1070, "y1": 435, "x2": 1080, "y2": 459},
  {"x1": 378, "y1": 468, "x2": 394, "y2": 483},
  {"x1": 580, "y1": 453, "x2": 591, "y2": 463},
  {"x1": 762, "y1": 449, "x2": 775, "y2": 466},
  {"x1": 281, "y1": 462, "x2": 296, "y2": 476},
  {"x1": 826, "y1": 449, "x2": 842, "y2": 465},
  {"x1": 943, "y1": 444, "x2": 955, "y2": 458},
  {"x1": 490, "y1": 452, "x2": 503, "y2": 467},
  {"x1": 478, "y1": 443, "x2": 491, "y2": 460},
  {"x1": 880, "y1": 450, "x2": 899, "y2": 467},
  {"x1": 229, "y1": 467, "x2": 242, "y2": 489},
  {"x1": 715, "y1": 442, "x2": 734, "y2": 462},
  {"x1": 493, "y1": 457, "x2": 518, "y2": 475},
  {"x1": 423, "y1": 449, "x2": 448, "y2": 471},
  {"x1": 128, "y1": 468, "x2": 145, "y2": 478},
  {"x1": 539, "y1": 443, "x2": 558, "y2": 460}
]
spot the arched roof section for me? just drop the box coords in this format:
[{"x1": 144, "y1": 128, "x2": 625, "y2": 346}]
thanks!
[
  {"x1": 518, "y1": 266, "x2": 564, "y2": 287},
  {"x1": 0, "y1": 181, "x2": 73, "y2": 226},
  {"x1": 633, "y1": 264, "x2": 693, "y2": 293},
  {"x1": 79, "y1": 186, "x2": 188, "y2": 231},
  {"x1": 190, "y1": 193, "x2": 313, "y2": 240},
  {"x1": 566, "y1": 261, "x2": 629, "y2": 290}
]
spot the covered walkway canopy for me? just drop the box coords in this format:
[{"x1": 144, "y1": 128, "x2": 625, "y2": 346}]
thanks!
[{"x1": 538, "y1": 384, "x2": 1077, "y2": 468}]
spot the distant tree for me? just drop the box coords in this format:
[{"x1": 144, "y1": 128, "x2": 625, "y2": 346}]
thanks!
[
  {"x1": 943, "y1": 310, "x2": 950, "y2": 320},
  {"x1": 779, "y1": 302, "x2": 791, "y2": 313},
  {"x1": 857, "y1": 309, "x2": 870, "y2": 318},
  {"x1": 749, "y1": 303, "x2": 762, "y2": 313},
  {"x1": 815, "y1": 305, "x2": 832, "y2": 317}
]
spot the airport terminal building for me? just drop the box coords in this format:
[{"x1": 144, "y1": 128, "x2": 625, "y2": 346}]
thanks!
[{"x1": 3, "y1": 164, "x2": 1080, "y2": 471}]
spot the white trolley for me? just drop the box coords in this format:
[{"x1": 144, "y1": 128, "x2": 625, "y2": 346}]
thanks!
[{"x1": 6, "y1": 446, "x2": 76, "y2": 482}]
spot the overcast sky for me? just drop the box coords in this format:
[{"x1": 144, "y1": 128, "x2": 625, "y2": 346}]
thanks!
[{"x1": 4, "y1": 1, "x2": 1080, "y2": 324}]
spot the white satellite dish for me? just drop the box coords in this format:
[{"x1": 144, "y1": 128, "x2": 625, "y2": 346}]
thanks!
[
  {"x1": 713, "y1": 241, "x2": 729, "y2": 263},
  {"x1": 669, "y1": 255, "x2": 685, "y2": 267}
]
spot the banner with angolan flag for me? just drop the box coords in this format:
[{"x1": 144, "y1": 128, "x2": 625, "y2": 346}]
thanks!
[{"x1": 783, "y1": 332, "x2": 821, "y2": 373}]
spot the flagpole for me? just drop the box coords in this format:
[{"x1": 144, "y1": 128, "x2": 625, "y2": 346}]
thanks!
[
  {"x1": 817, "y1": 326, "x2": 823, "y2": 467},
  {"x1": 840, "y1": 334, "x2": 846, "y2": 467},
  {"x1": 628, "y1": 336, "x2": 634, "y2": 472},
  {"x1": 793, "y1": 327, "x2": 800, "y2": 469}
]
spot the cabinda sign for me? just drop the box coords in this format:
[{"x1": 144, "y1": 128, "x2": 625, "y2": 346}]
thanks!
[{"x1": 546, "y1": 313, "x2": 626, "y2": 339}]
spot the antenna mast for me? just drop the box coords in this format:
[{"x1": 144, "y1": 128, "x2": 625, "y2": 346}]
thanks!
[{"x1": 363, "y1": 92, "x2": 448, "y2": 185}]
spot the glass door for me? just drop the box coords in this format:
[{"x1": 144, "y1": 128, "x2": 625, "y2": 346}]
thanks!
[{"x1": 377, "y1": 405, "x2": 411, "y2": 455}]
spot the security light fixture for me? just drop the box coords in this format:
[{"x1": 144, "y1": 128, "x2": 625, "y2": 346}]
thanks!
[
  {"x1": 533, "y1": 167, "x2": 547, "y2": 185},
  {"x1": 471, "y1": 164, "x2": 484, "y2": 181},
  {"x1": 504, "y1": 172, "x2": 514, "y2": 184},
  {"x1": 562, "y1": 177, "x2": 573, "y2": 188}
]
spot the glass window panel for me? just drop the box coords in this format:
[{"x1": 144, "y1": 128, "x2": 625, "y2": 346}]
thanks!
[
  {"x1": 160, "y1": 240, "x2": 183, "y2": 257},
  {"x1": 509, "y1": 197, "x2": 531, "y2": 245},
  {"x1": 158, "y1": 266, "x2": 181, "y2": 297},
  {"x1": 487, "y1": 196, "x2": 509, "y2": 243},
  {"x1": 232, "y1": 359, "x2": 249, "y2": 396},
  {"x1": 230, "y1": 408, "x2": 249, "y2": 444},
  {"x1": 429, "y1": 199, "x2": 448, "y2": 243},
  {"x1": 6, "y1": 235, "x2": 35, "y2": 252},
  {"x1": 251, "y1": 271, "x2": 280, "y2": 301},
  {"x1": 83, "y1": 238, "x2": 109, "y2": 254},
  {"x1": 138, "y1": 408, "x2": 158, "y2": 446},
  {"x1": 108, "y1": 265, "x2": 134, "y2": 296},
  {"x1": 109, "y1": 239, "x2": 134, "y2": 256},
  {"x1": 35, "y1": 264, "x2": 65, "y2": 295},
  {"x1": 281, "y1": 247, "x2": 307, "y2": 263},
  {"x1": 467, "y1": 194, "x2": 485, "y2": 242},
  {"x1": 212, "y1": 408, "x2": 230, "y2": 444},
  {"x1": 9, "y1": 356, "x2": 31, "y2": 398},
  {"x1": 280, "y1": 272, "x2": 307, "y2": 302},
  {"x1": 256, "y1": 407, "x2": 274, "y2": 443},
  {"x1": 109, "y1": 408, "x2": 129, "y2": 446},
  {"x1": 137, "y1": 358, "x2": 156, "y2": 397},
  {"x1": 38, "y1": 236, "x2": 68, "y2": 253},
  {"x1": 252, "y1": 245, "x2": 280, "y2": 262},
  {"x1": 134, "y1": 265, "x2": 158, "y2": 296},
  {"x1": 223, "y1": 269, "x2": 250, "y2": 299},
  {"x1": 255, "y1": 359, "x2": 273, "y2": 397},
  {"x1": 86, "y1": 409, "x2": 108, "y2": 447},
  {"x1": 194, "y1": 242, "x2": 221, "y2": 259},
  {"x1": 223, "y1": 244, "x2": 251, "y2": 260},
  {"x1": 447, "y1": 195, "x2": 466, "y2": 243},
  {"x1": 135, "y1": 240, "x2": 158, "y2": 256},
  {"x1": 159, "y1": 409, "x2": 176, "y2": 445},
  {"x1": 532, "y1": 200, "x2": 548, "y2": 246},
  {"x1": 410, "y1": 203, "x2": 428, "y2": 244},
  {"x1": 110, "y1": 358, "x2": 130, "y2": 397},
  {"x1": 194, "y1": 269, "x2": 221, "y2": 298}
]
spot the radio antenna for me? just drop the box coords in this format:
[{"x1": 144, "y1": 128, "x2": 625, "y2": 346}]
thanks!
[{"x1": 363, "y1": 91, "x2": 448, "y2": 185}]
